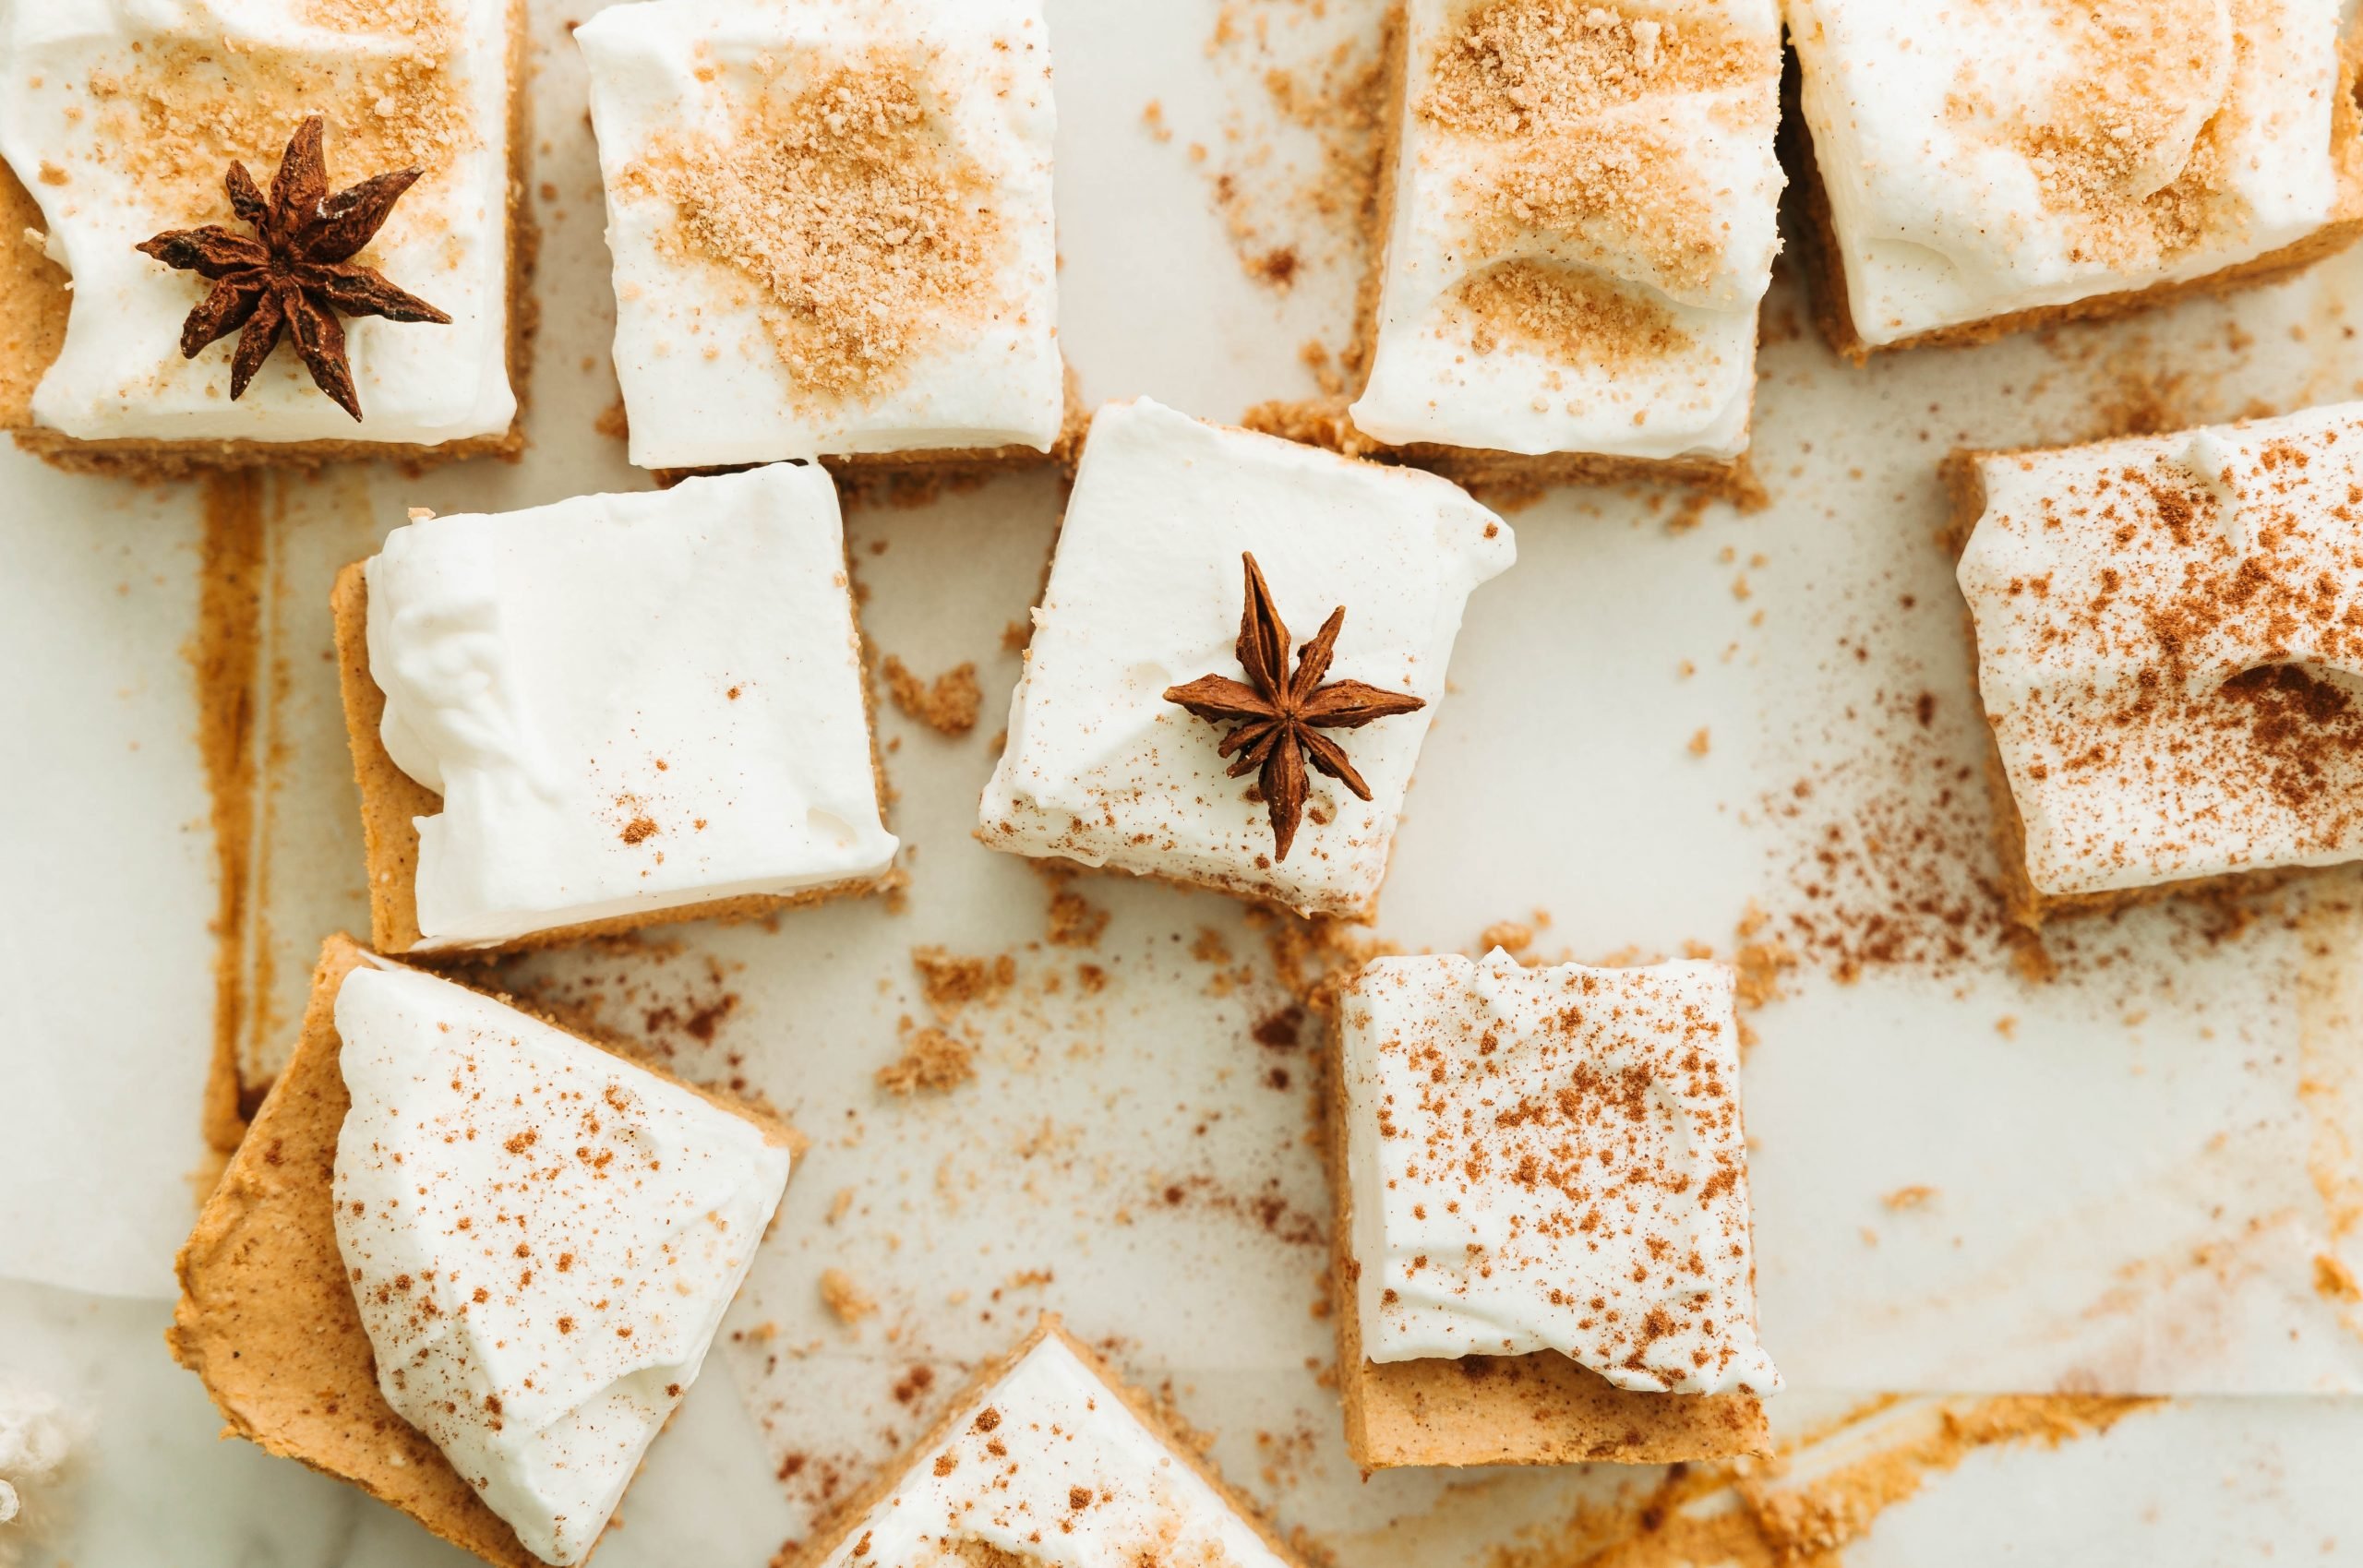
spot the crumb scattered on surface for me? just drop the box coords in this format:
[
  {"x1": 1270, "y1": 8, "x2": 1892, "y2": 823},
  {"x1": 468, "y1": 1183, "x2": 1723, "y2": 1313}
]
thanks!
[
  {"x1": 1883, "y1": 1185, "x2": 1938, "y2": 1211},
  {"x1": 882, "y1": 655, "x2": 982, "y2": 736},
  {"x1": 819, "y1": 1267, "x2": 877, "y2": 1324},
  {"x1": 876, "y1": 1026, "x2": 977, "y2": 1095}
]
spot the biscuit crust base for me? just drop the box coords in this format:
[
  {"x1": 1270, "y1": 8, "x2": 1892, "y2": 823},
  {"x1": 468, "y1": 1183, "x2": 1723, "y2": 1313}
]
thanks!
[
  {"x1": 1244, "y1": 3, "x2": 1764, "y2": 506},
  {"x1": 330, "y1": 560, "x2": 896, "y2": 958},
  {"x1": 1322, "y1": 1011, "x2": 1769, "y2": 1468},
  {"x1": 1790, "y1": 34, "x2": 2363, "y2": 365},
  {"x1": 168, "y1": 934, "x2": 803, "y2": 1568},
  {"x1": 1942, "y1": 451, "x2": 2304, "y2": 930},
  {"x1": 0, "y1": 0, "x2": 536, "y2": 477},
  {"x1": 786, "y1": 1315, "x2": 1314, "y2": 1568}
]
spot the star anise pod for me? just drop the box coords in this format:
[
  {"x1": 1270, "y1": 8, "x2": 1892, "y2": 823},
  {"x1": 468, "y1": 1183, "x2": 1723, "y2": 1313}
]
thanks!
[
  {"x1": 135, "y1": 115, "x2": 450, "y2": 421},
  {"x1": 1164, "y1": 553, "x2": 1427, "y2": 863}
]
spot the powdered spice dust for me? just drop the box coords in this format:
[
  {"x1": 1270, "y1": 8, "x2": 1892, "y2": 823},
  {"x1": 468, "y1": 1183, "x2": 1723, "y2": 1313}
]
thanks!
[
  {"x1": 632, "y1": 49, "x2": 1005, "y2": 404},
  {"x1": 1963, "y1": 419, "x2": 2363, "y2": 908}
]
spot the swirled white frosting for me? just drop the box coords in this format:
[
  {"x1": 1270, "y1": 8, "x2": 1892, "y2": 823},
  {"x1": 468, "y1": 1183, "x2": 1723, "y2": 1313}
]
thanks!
[
  {"x1": 1791, "y1": 0, "x2": 2347, "y2": 347},
  {"x1": 1339, "y1": 949, "x2": 1780, "y2": 1397},
  {"x1": 365, "y1": 463, "x2": 897, "y2": 949},
  {"x1": 1959, "y1": 402, "x2": 2363, "y2": 898},
  {"x1": 331, "y1": 960, "x2": 792, "y2": 1566},
  {"x1": 810, "y1": 1329, "x2": 1293, "y2": 1568},
  {"x1": 0, "y1": 0, "x2": 516, "y2": 445},
  {"x1": 576, "y1": 0, "x2": 1062, "y2": 469},
  {"x1": 977, "y1": 398, "x2": 1513, "y2": 917},
  {"x1": 1351, "y1": 0, "x2": 1784, "y2": 461}
]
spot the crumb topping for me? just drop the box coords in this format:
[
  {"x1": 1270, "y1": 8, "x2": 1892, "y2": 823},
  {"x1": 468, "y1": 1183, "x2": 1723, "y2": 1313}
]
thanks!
[
  {"x1": 631, "y1": 50, "x2": 1008, "y2": 403},
  {"x1": 1421, "y1": 0, "x2": 1777, "y2": 291},
  {"x1": 85, "y1": 3, "x2": 473, "y2": 226},
  {"x1": 1451, "y1": 258, "x2": 1689, "y2": 368},
  {"x1": 1948, "y1": 0, "x2": 2244, "y2": 268}
]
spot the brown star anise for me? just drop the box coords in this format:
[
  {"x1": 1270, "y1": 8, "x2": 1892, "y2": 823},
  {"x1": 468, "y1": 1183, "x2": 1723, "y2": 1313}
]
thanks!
[
  {"x1": 1164, "y1": 553, "x2": 1427, "y2": 862},
  {"x1": 135, "y1": 115, "x2": 450, "y2": 421}
]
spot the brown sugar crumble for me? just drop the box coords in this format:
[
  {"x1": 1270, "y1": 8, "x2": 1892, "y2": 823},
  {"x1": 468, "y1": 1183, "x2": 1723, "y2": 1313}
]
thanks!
[
  {"x1": 632, "y1": 51, "x2": 1005, "y2": 402},
  {"x1": 1452, "y1": 260, "x2": 1690, "y2": 371},
  {"x1": 882, "y1": 656, "x2": 984, "y2": 736},
  {"x1": 1421, "y1": 0, "x2": 1775, "y2": 291}
]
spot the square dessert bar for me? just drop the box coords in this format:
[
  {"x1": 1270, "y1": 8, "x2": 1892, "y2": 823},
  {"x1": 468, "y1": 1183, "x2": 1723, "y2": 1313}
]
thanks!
[
  {"x1": 1330, "y1": 950, "x2": 1777, "y2": 1467},
  {"x1": 977, "y1": 397, "x2": 1514, "y2": 919},
  {"x1": 0, "y1": 0, "x2": 528, "y2": 474},
  {"x1": 334, "y1": 462, "x2": 897, "y2": 954},
  {"x1": 576, "y1": 0, "x2": 1077, "y2": 477},
  {"x1": 1789, "y1": 0, "x2": 2363, "y2": 360},
  {"x1": 172, "y1": 934, "x2": 799, "y2": 1567},
  {"x1": 1951, "y1": 401, "x2": 2363, "y2": 927},
  {"x1": 791, "y1": 1316, "x2": 1313, "y2": 1568},
  {"x1": 1261, "y1": 0, "x2": 1784, "y2": 498}
]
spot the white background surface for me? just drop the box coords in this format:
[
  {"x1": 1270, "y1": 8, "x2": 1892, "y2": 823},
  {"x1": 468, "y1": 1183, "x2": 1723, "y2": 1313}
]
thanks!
[{"x1": 4, "y1": 0, "x2": 2363, "y2": 1562}]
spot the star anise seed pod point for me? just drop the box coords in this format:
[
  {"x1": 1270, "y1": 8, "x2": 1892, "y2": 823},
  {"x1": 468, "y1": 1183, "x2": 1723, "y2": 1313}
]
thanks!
[
  {"x1": 135, "y1": 114, "x2": 450, "y2": 421},
  {"x1": 1163, "y1": 552, "x2": 1426, "y2": 862}
]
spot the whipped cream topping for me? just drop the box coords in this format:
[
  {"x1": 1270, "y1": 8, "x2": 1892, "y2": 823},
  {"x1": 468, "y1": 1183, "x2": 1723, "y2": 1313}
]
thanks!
[
  {"x1": 330, "y1": 960, "x2": 793, "y2": 1566},
  {"x1": 977, "y1": 397, "x2": 1513, "y2": 917},
  {"x1": 366, "y1": 463, "x2": 897, "y2": 950},
  {"x1": 577, "y1": 0, "x2": 1062, "y2": 469},
  {"x1": 1791, "y1": 0, "x2": 2349, "y2": 347},
  {"x1": 1959, "y1": 402, "x2": 2363, "y2": 899},
  {"x1": 1339, "y1": 950, "x2": 1780, "y2": 1396},
  {"x1": 0, "y1": 0, "x2": 516, "y2": 445},
  {"x1": 811, "y1": 1330, "x2": 1292, "y2": 1568},
  {"x1": 1350, "y1": 0, "x2": 1784, "y2": 461}
]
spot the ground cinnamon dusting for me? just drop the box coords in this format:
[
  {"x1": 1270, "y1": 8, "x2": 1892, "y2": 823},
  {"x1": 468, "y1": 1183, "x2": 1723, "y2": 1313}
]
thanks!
[
  {"x1": 1183, "y1": 0, "x2": 1388, "y2": 294},
  {"x1": 633, "y1": 51, "x2": 1004, "y2": 402}
]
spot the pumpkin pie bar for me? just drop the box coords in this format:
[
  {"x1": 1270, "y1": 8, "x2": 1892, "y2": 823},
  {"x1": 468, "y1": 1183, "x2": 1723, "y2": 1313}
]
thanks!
[
  {"x1": 977, "y1": 397, "x2": 1513, "y2": 920},
  {"x1": 1789, "y1": 0, "x2": 2363, "y2": 360},
  {"x1": 1951, "y1": 402, "x2": 2363, "y2": 926},
  {"x1": 574, "y1": 0, "x2": 1079, "y2": 479},
  {"x1": 1330, "y1": 949, "x2": 1778, "y2": 1467},
  {"x1": 171, "y1": 934, "x2": 798, "y2": 1568},
  {"x1": 1253, "y1": 0, "x2": 1783, "y2": 498},
  {"x1": 334, "y1": 462, "x2": 897, "y2": 954},
  {"x1": 0, "y1": 0, "x2": 528, "y2": 475},
  {"x1": 789, "y1": 1316, "x2": 1313, "y2": 1568}
]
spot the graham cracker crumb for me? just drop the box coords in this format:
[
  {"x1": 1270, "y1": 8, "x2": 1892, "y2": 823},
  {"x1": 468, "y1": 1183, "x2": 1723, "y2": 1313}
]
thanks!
[
  {"x1": 1882, "y1": 1185, "x2": 1938, "y2": 1211},
  {"x1": 876, "y1": 1027, "x2": 976, "y2": 1096},
  {"x1": 633, "y1": 50, "x2": 1005, "y2": 402},
  {"x1": 882, "y1": 656, "x2": 983, "y2": 736},
  {"x1": 1422, "y1": 0, "x2": 1776, "y2": 290},
  {"x1": 1688, "y1": 726, "x2": 1711, "y2": 757},
  {"x1": 1454, "y1": 260, "x2": 1690, "y2": 370},
  {"x1": 911, "y1": 948, "x2": 1017, "y2": 1020},
  {"x1": 819, "y1": 1266, "x2": 878, "y2": 1324}
]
